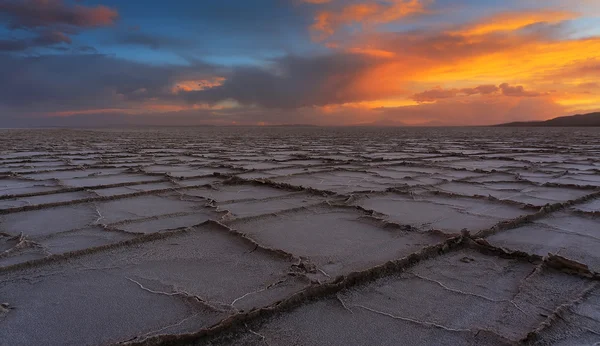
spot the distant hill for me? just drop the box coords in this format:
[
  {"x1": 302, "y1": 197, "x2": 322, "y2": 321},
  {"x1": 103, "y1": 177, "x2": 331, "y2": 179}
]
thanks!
[{"x1": 495, "y1": 112, "x2": 600, "y2": 127}]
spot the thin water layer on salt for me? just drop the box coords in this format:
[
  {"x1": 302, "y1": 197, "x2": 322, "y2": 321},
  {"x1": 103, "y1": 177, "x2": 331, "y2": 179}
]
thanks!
[
  {"x1": 357, "y1": 193, "x2": 529, "y2": 234},
  {"x1": 487, "y1": 212, "x2": 600, "y2": 271},
  {"x1": 230, "y1": 207, "x2": 445, "y2": 277}
]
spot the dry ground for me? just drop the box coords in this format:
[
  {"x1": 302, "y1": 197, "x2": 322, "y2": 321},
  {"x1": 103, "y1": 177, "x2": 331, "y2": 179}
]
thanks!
[{"x1": 0, "y1": 127, "x2": 599, "y2": 345}]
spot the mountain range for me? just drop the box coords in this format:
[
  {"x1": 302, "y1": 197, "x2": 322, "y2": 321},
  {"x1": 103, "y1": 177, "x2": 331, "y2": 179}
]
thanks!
[{"x1": 495, "y1": 112, "x2": 600, "y2": 127}]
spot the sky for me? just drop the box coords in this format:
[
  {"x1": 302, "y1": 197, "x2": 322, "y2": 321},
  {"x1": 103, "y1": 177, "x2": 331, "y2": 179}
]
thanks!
[{"x1": 0, "y1": 0, "x2": 599, "y2": 127}]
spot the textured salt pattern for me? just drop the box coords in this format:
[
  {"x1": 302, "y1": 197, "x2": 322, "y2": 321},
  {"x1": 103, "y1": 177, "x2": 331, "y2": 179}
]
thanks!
[{"x1": 0, "y1": 127, "x2": 599, "y2": 345}]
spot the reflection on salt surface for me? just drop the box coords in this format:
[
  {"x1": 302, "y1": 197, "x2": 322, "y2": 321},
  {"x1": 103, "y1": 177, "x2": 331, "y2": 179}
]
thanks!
[{"x1": 0, "y1": 127, "x2": 599, "y2": 345}]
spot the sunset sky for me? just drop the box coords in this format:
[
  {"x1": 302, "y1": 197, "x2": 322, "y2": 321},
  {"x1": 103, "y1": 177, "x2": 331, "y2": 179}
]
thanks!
[{"x1": 1, "y1": 0, "x2": 599, "y2": 126}]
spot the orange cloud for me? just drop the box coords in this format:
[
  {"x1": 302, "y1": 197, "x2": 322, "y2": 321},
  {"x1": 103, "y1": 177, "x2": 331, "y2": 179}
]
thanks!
[
  {"x1": 76, "y1": 4, "x2": 119, "y2": 27},
  {"x1": 302, "y1": 4, "x2": 600, "y2": 123},
  {"x1": 411, "y1": 83, "x2": 544, "y2": 103},
  {"x1": 345, "y1": 47, "x2": 396, "y2": 58},
  {"x1": 172, "y1": 77, "x2": 226, "y2": 94},
  {"x1": 455, "y1": 10, "x2": 578, "y2": 36},
  {"x1": 310, "y1": 0, "x2": 427, "y2": 40}
]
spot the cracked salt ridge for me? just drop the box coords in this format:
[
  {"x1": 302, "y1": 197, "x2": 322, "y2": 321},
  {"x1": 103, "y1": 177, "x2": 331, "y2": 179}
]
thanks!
[
  {"x1": 524, "y1": 284, "x2": 600, "y2": 345},
  {"x1": 21, "y1": 167, "x2": 126, "y2": 181},
  {"x1": 110, "y1": 213, "x2": 219, "y2": 235},
  {"x1": 207, "y1": 248, "x2": 591, "y2": 346},
  {"x1": 143, "y1": 165, "x2": 237, "y2": 178},
  {"x1": 93, "y1": 192, "x2": 210, "y2": 225},
  {"x1": 60, "y1": 173, "x2": 164, "y2": 188},
  {"x1": 355, "y1": 191, "x2": 533, "y2": 235},
  {"x1": 0, "y1": 190, "x2": 93, "y2": 210},
  {"x1": 0, "y1": 222, "x2": 308, "y2": 345},
  {"x1": 235, "y1": 166, "x2": 331, "y2": 180},
  {"x1": 0, "y1": 192, "x2": 219, "y2": 266},
  {"x1": 434, "y1": 181, "x2": 593, "y2": 206},
  {"x1": 486, "y1": 211, "x2": 600, "y2": 272},
  {"x1": 216, "y1": 194, "x2": 326, "y2": 219},
  {"x1": 270, "y1": 170, "x2": 398, "y2": 194},
  {"x1": 572, "y1": 198, "x2": 600, "y2": 213},
  {"x1": 511, "y1": 155, "x2": 574, "y2": 164},
  {"x1": 0, "y1": 227, "x2": 136, "y2": 268},
  {"x1": 447, "y1": 159, "x2": 530, "y2": 171},
  {"x1": 554, "y1": 163, "x2": 600, "y2": 171},
  {"x1": 229, "y1": 206, "x2": 446, "y2": 278},
  {"x1": 222, "y1": 161, "x2": 293, "y2": 171},
  {"x1": 91, "y1": 181, "x2": 180, "y2": 197},
  {"x1": 550, "y1": 175, "x2": 600, "y2": 188},
  {"x1": 0, "y1": 178, "x2": 60, "y2": 197},
  {"x1": 0, "y1": 203, "x2": 100, "y2": 238},
  {"x1": 180, "y1": 184, "x2": 293, "y2": 203}
]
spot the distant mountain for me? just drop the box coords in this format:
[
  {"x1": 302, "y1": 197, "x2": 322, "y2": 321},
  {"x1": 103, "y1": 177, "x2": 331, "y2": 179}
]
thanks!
[{"x1": 495, "y1": 112, "x2": 600, "y2": 127}]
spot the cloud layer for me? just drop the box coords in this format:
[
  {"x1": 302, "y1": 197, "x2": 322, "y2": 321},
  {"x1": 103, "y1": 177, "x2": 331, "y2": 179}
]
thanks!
[
  {"x1": 0, "y1": 0, "x2": 599, "y2": 127},
  {"x1": 0, "y1": 0, "x2": 117, "y2": 52}
]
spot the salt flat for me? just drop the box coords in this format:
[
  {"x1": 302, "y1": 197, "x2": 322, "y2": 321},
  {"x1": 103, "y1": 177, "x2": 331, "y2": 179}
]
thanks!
[{"x1": 0, "y1": 127, "x2": 599, "y2": 345}]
